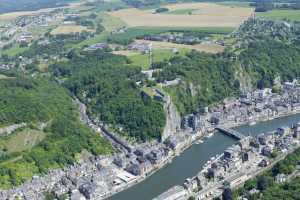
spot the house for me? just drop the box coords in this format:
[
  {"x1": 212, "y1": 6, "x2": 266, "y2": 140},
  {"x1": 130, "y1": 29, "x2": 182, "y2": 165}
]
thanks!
[
  {"x1": 262, "y1": 146, "x2": 272, "y2": 157},
  {"x1": 113, "y1": 156, "x2": 123, "y2": 168},
  {"x1": 258, "y1": 159, "x2": 269, "y2": 167},
  {"x1": 79, "y1": 183, "x2": 96, "y2": 199},
  {"x1": 125, "y1": 163, "x2": 142, "y2": 176},
  {"x1": 275, "y1": 174, "x2": 287, "y2": 183},
  {"x1": 71, "y1": 189, "x2": 86, "y2": 200},
  {"x1": 128, "y1": 42, "x2": 151, "y2": 53},
  {"x1": 276, "y1": 127, "x2": 290, "y2": 137},
  {"x1": 84, "y1": 43, "x2": 109, "y2": 51}
]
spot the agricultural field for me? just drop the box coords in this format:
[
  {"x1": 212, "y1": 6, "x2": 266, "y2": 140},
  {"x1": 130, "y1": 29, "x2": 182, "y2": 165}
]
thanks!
[
  {"x1": 109, "y1": 3, "x2": 254, "y2": 28},
  {"x1": 166, "y1": 8, "x2": 198, "y2": 15},
  {"x1": 137, "y1": 40, "x2": 225, "y2": 53},
  {"x1": 50, "y1": 24, "x2": 94, "y2": 35},
  {"x1": 107, "y1": 26, "x2": 234, "y2": 45},
  {"x1": 257, "y1": 9, "x2": 300, "y2": 21},
  {"x1": 0, "y1": 2, "x2": 82, "y2": 21},
  {"x1": 215, "y1": 1, "x2": 251, "y2": 8}
]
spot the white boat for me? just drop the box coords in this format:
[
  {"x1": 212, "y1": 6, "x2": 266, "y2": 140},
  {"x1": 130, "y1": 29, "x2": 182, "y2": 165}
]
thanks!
[
  {"x1": 249, "y1": 121, "x2": 256, "y2": 126},
  {"x1": 206, "y1": 132, "x2": 214, "y2": 138},
  {"x1": 196, "y1": 140, "x2": 204, "y2": 144}
]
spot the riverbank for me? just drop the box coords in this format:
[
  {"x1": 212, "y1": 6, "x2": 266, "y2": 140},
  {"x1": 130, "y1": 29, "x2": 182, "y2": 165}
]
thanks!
[
  {"x1": 2, "y1": 85, "x2": 300, "y2": 200},
  {"x1": 107, "y1": 110, "x2": 300, "y2": 200},
  {"x1": 107, "y1": 84, "x2": 300, "y2": 200}
]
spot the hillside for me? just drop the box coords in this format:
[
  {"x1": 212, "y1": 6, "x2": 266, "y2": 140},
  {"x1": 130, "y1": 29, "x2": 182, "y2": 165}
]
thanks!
[
  {"x1": 0, "y1": 74, "x2": 112, "y2": 188},
  {"x1": 50, "y1": 51, "x2": 166, "y2": 142},
  {"x1": 153, "y1": 18, "x2": 300, "y2": 116}
]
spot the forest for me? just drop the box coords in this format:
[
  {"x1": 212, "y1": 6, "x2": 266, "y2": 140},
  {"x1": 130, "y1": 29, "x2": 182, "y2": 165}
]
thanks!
[
  {"x1": 50, "y1": 50, "x2": 166, "y2": 142},
  {"x1": 0, "y1": 74, "x2": 112, "y2": 188},
  {"x1": 153, "y1": 51, "x2": 240, "y2": 115}
]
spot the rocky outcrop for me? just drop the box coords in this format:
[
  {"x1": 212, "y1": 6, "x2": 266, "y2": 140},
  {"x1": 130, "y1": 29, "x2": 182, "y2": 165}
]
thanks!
[
  {"x1": 0, "y1": 123, "x2": 26, "y2": 136},
  {"x1": 162, "y1": 94, "x2": 181, "y2": 141}
]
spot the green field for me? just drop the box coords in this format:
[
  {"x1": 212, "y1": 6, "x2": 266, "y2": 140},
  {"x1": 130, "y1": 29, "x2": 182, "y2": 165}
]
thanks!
[
  {"x1": 108, "y1": 26, "x2": 235, "y2": 45},
  {"x1": 0, "y1": 128, "x2": 46, "y2": 153},
  {"x1": 2, "y1": 45, "x2": 29, "y2": 57},
  {"x1": 129, "y1": 48, "x2": 189, "y2": 70},
  {"x1": 257, "y1": 9, "x2": 300, "y2": 21},
  {"x1": 166, "y1": 8, "x2": 198, "y2": 15},
  {"x1": 216, "y1": 1, "x2": 251, "y2": 8},
  {"x1": 75, "y1": 13, "x2": 125, "y2": 48}
]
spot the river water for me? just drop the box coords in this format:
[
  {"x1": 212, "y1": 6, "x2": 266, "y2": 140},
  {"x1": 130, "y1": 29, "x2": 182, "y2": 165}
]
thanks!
[{"x1": 108, "y1": 113, "x2": 300, "y2": 200}]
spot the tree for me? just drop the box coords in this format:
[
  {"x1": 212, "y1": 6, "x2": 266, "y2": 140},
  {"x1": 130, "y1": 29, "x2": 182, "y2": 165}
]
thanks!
[
  {"x1": 257, "y1": 176, "x2": 274, "y2": 191},
  {"x1": 222, "y1": 188, "x2": 233, "y2": 200}
]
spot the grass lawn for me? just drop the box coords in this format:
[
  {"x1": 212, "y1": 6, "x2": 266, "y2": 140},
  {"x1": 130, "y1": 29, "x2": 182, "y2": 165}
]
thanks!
[
  {"x1": 0, "y1": 128, "x2": 46, "y2": 153},
  {"x1": 128, "y1": 48, "x2": 189, "y2": 70},
  {"x1": 257, "y1": 9, "x2": 300, "y2": 21},
  {"x1": 1, "y1": 45, "x2": 29, "y2": 57}
]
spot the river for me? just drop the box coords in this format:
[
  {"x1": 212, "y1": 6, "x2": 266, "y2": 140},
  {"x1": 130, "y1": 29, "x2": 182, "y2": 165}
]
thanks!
[{"x1": 108, "y1": 113, "x2": 300, "y2": 200}]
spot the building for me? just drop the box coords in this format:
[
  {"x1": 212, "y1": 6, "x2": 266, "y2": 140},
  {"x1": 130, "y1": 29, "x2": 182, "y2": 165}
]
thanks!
[
  {"x1": 128, "y1": 42, "x2": 151, "y2": 53},
  {"x1": 224, "y1": 145, "x2": 241, "y2": 160},
  {"x1": 84, "y1": 43, "x2": 109, "y2": 51},
  {"x1": 276, "y1": 127, "x2": 290, "y2": 137},
  {"x1": 153, "y1": 185, "x2": 187, "y2": 200},
  {"x1": 275, "y1": 174, "x2": 287, "y2": 183},
  {"x1": 262, "y1": 146, "x2": 272, "y2": 157},
  {"x1": 78, "y1": 183, "x2": 96, "y2": 199},
  {"x1": 225, "y1": 172, "x2": 248, "y2": 188},
  {"x1": 125, "y1": 163, "x2": 142, "y2": 176},
  {"x1": 259, "y1": 159, "x2": 269, "y2": 167}
]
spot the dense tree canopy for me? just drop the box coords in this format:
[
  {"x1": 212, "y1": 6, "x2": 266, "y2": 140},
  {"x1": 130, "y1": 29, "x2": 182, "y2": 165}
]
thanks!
[
  {"x1": 0, "y1": 75, "x2": 112, "y2": 188},
  {"x1": 50, "y1": 51, "x2": 166, "y2": 142},
  {"x1": 153, "y1": 51, "x2": 240, "y2": 115}
]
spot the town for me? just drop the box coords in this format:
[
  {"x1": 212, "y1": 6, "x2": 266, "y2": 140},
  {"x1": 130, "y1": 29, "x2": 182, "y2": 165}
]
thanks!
[{"x1": 2, "y1": 78, "x2": 300, "y2": 200}]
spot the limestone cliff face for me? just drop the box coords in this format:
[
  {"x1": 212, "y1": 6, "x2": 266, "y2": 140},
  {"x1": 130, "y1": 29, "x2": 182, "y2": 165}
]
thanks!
[{"x1": 161, "y1": 94, "x2": 181, "y2": 141}]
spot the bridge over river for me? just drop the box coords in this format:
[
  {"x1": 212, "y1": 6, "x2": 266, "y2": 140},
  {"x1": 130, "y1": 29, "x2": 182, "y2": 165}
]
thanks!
[
  {"x1": 215, "y1": 126, "x2": 246, "y2": 140},
  {"x1": 108, "y1": 113, "x2": 300, "y2": 200}
]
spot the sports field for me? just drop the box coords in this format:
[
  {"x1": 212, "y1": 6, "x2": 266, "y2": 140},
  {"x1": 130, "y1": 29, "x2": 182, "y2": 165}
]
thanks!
[{"x1": 109, "y1": 3, "x2": 254, "y2": 28}]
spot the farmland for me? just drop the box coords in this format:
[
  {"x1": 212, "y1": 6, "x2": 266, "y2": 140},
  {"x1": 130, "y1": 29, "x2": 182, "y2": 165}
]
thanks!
[
  {"x1": 257, "y1": 9, "x2": 300, "y2": 21},
  {"x1": 0, "y1": 2, "x2": 82, "y2": 21},
  {"x1": 50, "y1": 24, "x2": 93, "y2": 35},
  {"x1": 107, "y1": 26, "x2": 234, "y2": 45},
  {"x1": 137, "y1": 40, "x2": 225, "y2": 53},
  {"x1": 109, "y1": 3, "x2": 254, "y2": 28}
]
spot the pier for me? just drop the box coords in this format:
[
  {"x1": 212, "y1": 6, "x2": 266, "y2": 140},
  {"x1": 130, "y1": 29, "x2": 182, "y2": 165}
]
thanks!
[{"x1": 216, "y1": 126, "x2": 246, "y2": 140}]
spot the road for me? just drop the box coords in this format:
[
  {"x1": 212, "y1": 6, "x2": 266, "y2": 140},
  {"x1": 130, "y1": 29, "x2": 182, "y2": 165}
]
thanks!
[
  {"x1": 195, "y1": 145, "x2": 300, "y2": 200},
  {"x1": 76, "y1": 98, "x2": 132, "y2": 153}
]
